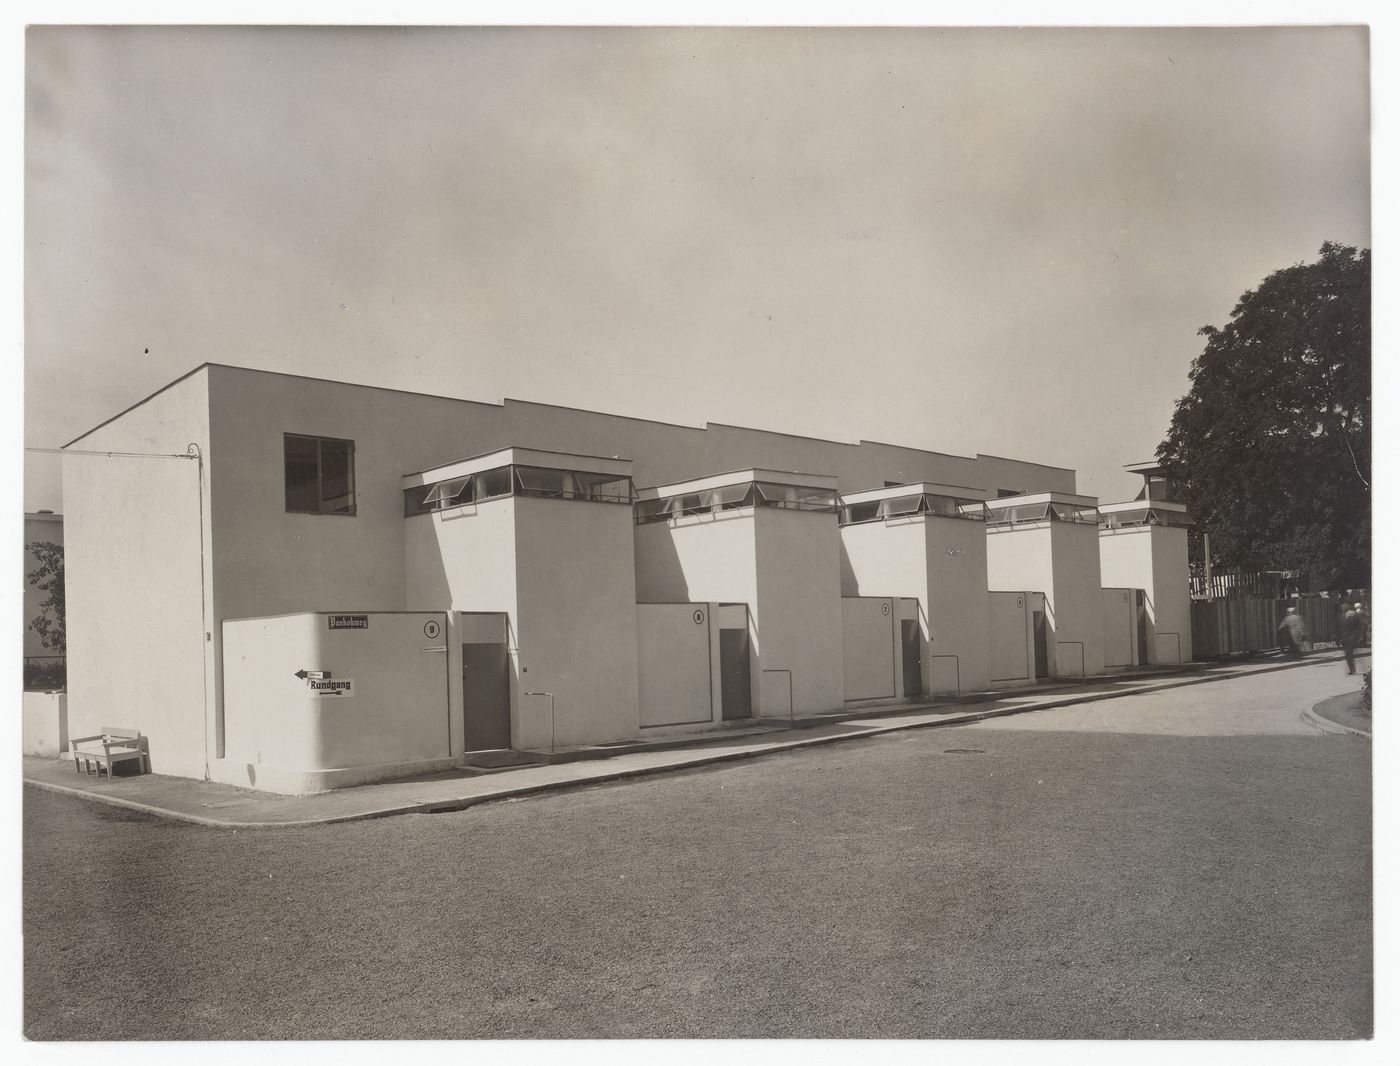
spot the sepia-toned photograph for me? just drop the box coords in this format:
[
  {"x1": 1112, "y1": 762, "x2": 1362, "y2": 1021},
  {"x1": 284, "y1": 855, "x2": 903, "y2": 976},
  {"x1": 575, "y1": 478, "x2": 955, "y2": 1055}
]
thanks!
[{"x1": 17, "y1": 11, "x2": 1375, "y2": 1049}]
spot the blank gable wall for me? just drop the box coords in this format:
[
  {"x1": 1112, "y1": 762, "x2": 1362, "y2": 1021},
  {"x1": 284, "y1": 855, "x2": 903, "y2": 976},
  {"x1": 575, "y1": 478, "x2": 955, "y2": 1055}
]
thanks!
[{"x1": 62, "y1": 369, "x2": 212, "y2": 778}]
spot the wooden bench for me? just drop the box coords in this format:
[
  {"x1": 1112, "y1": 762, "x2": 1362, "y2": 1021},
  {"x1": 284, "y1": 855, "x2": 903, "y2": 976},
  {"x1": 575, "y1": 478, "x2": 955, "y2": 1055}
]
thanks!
[{"x1": 70, "y1": 728, "x2": 151, "y2": 779}]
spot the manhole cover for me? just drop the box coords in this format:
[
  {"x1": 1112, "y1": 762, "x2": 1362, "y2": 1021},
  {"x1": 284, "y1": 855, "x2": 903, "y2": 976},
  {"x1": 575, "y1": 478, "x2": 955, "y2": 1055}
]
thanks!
[{"x1": 943, "y1": 748, "x2": 986, "y2": 755}]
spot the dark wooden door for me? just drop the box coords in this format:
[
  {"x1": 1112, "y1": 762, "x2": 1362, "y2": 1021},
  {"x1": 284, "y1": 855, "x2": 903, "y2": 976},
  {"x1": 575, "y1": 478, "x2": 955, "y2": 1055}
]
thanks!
[
  {"x1": 1033, "y1": 610, "x2": 1050, "y2": 678},
  {"x1": 1136, "y1": 590, "x2": 1150, "y2": 665},
  {"x1": 900, "y1": 619, "x2": 922, "y2": 696},
  {"x1": 719, "y1": 629, "x2": 752, "y2": 721},
  {"x1": 463, "y1": 642, "x2": 511, "y2": 750}
]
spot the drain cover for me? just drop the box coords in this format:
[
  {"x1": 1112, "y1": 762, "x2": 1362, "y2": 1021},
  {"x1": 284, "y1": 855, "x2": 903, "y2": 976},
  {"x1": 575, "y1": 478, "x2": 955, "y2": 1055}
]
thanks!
[{"x1": 943, "y1": 748, "x2": 985, "y2": 755}]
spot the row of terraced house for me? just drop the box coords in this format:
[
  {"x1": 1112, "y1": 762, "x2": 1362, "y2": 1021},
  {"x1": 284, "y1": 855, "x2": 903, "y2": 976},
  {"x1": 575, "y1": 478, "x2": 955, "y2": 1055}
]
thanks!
[{"x1": 58, "y1": 364, "x2": 1192, "y2": 793}]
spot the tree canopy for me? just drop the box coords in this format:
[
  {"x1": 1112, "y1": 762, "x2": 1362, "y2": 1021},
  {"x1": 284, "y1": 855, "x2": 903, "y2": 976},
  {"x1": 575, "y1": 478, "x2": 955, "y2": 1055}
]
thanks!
[
  {"x1": 26, "y1": 540, "x2": 65, "y2": 654},
  {"x1": 1157, "y1": 242, "x2": 1370, "y2": 588}
]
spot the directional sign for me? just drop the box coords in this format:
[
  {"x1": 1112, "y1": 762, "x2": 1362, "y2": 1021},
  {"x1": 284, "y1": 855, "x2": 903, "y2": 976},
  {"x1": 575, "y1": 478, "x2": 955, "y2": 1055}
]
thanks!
[
  {"x1": 307, "y1": 678, "x2": 354, "y2": 697},
  {"x1": 328, "y1": 615, "x2": 369, "y2": 630},
  {"x1": 294, "y1": 669, "x2": 327, "y2": 681}
]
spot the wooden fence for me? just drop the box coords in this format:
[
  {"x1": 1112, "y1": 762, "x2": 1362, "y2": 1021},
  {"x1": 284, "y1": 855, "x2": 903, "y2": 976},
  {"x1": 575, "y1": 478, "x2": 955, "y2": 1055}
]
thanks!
[
  {"x1": 1190, "y1": 594, "x2": 1353, "y2": 658},
  {"x1": 1189, "y1": 570, "x2": 1310, "y2": 600}
]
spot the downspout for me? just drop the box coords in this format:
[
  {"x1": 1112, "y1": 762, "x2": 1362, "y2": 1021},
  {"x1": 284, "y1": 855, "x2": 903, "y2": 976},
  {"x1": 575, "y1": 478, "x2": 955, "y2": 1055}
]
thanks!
[{"x1": 187, "y1": 443, "x2": 213, "y2": 777}]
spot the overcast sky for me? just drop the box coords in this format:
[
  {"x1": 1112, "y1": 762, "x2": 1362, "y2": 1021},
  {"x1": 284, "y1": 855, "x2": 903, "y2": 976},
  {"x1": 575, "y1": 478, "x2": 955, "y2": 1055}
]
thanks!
[{"x1": 23, "y1": 25, "x2": 1369, "y2": 509}]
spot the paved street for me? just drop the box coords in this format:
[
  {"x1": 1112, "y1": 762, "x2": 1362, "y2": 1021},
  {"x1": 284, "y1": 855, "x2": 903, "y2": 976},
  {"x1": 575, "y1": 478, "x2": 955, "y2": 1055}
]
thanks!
[{"x1": 24, "y1": 659, "x2": 1370, "y2": 1040}]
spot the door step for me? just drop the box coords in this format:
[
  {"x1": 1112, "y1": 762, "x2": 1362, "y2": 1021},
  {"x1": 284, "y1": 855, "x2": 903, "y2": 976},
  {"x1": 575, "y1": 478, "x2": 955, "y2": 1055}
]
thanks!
[{"x1": 460, "y1": 749, "x2": 547, "y2": 772}]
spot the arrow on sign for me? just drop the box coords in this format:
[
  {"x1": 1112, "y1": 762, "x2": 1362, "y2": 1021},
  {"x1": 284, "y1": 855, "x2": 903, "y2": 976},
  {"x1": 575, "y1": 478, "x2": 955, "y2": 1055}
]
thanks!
[{"x1": 294, "y1": 670, "x2": 309, "y2": 681}]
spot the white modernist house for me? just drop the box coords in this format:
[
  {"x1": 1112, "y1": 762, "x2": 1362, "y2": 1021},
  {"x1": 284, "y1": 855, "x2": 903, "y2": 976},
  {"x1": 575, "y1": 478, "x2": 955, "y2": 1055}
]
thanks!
[
  {"x1": 403, "y1": 446, "x2": 642, "y2": 753},
  {"x1": 837, "y1": 483, "x2": 994, "y2": 696},
  {"x1": 634, "y1": 469, "x2": 845, "y2": 719},
  {"x1": 59, "y1": 363, "x2": 1190, "y2": 792},
  {"x1": 984, "y1": 491, "x2": 1109, "y2": 679},
  {"x1": 1098, "y1": 498, "x2": 1193, "y2": 666}
]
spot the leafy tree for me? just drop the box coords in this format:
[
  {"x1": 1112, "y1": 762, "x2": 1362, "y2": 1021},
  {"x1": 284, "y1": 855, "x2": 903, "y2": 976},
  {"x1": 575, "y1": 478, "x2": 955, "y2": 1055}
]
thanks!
[
  {"x1": 25, "y1": 541, "x2": 65, "y2": 654},
  {"x1": 1157, "y1": 242, "x2": 1370, "y2": 589}
]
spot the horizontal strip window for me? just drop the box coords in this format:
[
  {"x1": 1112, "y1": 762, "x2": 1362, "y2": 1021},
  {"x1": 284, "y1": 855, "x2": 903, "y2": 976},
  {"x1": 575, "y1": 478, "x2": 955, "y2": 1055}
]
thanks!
[
  {"x1": 635, "y1": 480, "x2": 837, "y2": 525},
  {"x1": 839, "y1": 493, "x2": 985, "y2": 526},
  {"x1": 1050, "y1": 502, "x2": 1100, "y2": 524},
  {"x1": 1100, "y1": 507, "x2": 1193, "y2": 529},
  {"x1": 513, "y1": 466, "x2": 633, "y2": 503},
  {"x1": 985, "y1": 501, "x2": 1101, "y2": 527},
  {"x1": 753, "y1": 482, "x2": 838, "y2": 512},
  {"x1": 405, "y1": 464, "x2": 634, "y2": 517}
]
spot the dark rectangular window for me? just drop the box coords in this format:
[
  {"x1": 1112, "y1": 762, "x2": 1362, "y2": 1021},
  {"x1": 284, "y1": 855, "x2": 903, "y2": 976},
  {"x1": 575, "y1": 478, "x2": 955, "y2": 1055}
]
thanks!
[
  {"x1": 474, "y1": 467, "x2": 513, "y2": 502},
  {"x1": 284, "y1": 434, "x2": 356, "y2": 515}
]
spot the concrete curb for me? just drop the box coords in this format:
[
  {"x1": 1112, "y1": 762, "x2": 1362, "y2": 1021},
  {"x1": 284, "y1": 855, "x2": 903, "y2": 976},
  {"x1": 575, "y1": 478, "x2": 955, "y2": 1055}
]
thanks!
[
  {"x1": 1301, "y1": 705, "x2": 1371, "y2": 738},
  {"x1": 22, "y1": 778, "x2": 429, "y2": 830},
  {"x1": 23, "y1": 653, "x2": 1346, "y2": 829}
]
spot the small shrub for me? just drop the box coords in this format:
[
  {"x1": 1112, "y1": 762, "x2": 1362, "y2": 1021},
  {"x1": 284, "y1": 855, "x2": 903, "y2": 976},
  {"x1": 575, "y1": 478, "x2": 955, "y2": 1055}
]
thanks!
[{"x1": 1362, "y1": 670, "x2": 1372, "y2": 712}]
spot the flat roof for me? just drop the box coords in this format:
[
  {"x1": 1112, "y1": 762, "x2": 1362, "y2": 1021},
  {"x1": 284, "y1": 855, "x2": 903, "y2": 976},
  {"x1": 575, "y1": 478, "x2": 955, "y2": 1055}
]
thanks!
[
  {"x1": 403, "y1": 446, "x2": 633, "y2": 487},
  {"x1": 636, "y1": 467, "x2": 839, "y2": 499},
  {"x1": 839, "y1": 482, "x2": 992, "y2": 505},
  {"x1": 1124, "y1": 461, "x2": 1166, "y2": 476},
  {"x1": 985, "y1": 490, "x2": 1100, "y2": 508}
]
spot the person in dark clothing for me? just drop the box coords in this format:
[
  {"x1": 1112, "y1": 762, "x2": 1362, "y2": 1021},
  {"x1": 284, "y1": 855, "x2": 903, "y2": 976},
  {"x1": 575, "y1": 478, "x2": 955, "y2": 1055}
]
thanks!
[
  {"x1": 1278, "y1": 607, "x2": 1307, "y2": 661},
  {"x1": 1341, "y1": 605, "x2": 1364, "y2": 675},
  {"x1": 1355, "y1": 602, "x2": 1370, "y2": 646}
]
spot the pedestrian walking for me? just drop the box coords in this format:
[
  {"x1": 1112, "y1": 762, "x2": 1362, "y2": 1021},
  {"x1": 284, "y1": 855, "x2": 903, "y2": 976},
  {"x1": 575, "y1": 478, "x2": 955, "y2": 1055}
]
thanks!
[
  {"x1": 1278, "y1": 606, "x2": 1307, "y2": 661},
  {"x1": 1354, "y1": 602, "x2": 1370, "y2": 647},
  {"x1": 1341, "y1": 604, "x2": 1363, "y2": 675}
]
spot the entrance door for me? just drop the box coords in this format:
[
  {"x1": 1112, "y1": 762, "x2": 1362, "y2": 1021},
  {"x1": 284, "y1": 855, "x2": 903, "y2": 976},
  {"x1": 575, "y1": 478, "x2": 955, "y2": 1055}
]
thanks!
[
  {"x1": 719, "y1": 628, "x2": 752, "y2": 721},
  {"x1": 463, "y1": 642, "x2": 511, "y2": 750},
  {"x1": 1033, "y1": 610, "x2": 1050, "y2": 679},
  {"x1": 900, "y1": 619, "x2": 922, "y2": 696},
  {"x1": 1135, "y1": 590, "x2": 1150, "y2": 665}
]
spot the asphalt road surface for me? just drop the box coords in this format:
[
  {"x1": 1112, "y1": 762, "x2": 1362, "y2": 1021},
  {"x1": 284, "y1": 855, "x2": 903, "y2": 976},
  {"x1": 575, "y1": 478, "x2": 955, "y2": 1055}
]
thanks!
[{"x1": 24, "y1": 659, "x2": 1371, "y2": 1040}]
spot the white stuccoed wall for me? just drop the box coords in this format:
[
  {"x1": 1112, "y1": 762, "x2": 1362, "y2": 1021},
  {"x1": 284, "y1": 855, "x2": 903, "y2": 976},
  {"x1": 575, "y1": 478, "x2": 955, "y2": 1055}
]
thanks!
[
  {"x1": 635, "y1": 506, "x2": 843, "y2": 718},
  {"x1": 63, "y1": 370, "x2": 212, "y2": 779},
  {"x1": 841, "y1": 598, "x2": 897, "y2": 701},
  {"x1": 752, "y1": 507, "x2": 845, "y2": 716},
  {"x1": 1099, "y1": 524, "x2": 1193, "y2": 664},
  {"x1": 636, "y1": 603, "x2": 716, "y2": 728},
  {"x1": 841, "y1": 514, "x2": 992, "y2": 694},
  {"x1": 923, "y1": 516, "x2": 993, "y2": 693},
  {"x1": 988, "y1": 591, "x2": 1038, "y2": 683},
  {"x1": 987, "y1": 521, "x2": 1106, "y2": 679},
  {"x1": 218, "y1": 611, "x2": 455, "y2": 793},
  {"x1": 512, "y1": 495, "x2": 641, "y2": 748},
  {"x1": 1047, "y1": 521, "x2": 1107, "y2": 678}
]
